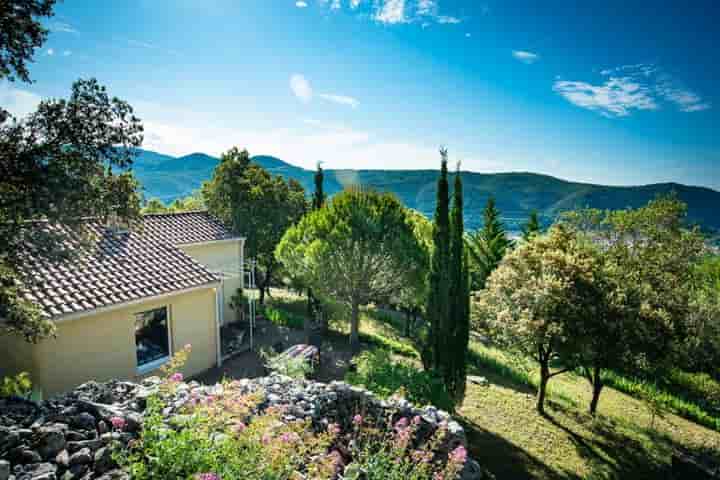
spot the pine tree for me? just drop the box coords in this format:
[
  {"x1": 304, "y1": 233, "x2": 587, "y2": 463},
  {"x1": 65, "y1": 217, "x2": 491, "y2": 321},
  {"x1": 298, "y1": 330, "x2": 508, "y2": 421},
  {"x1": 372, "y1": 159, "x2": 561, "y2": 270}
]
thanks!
[
  {"x1": 422, "y1": 149, "x2": 451, "y2": 373},
  {"x1": 447, "y1": 163, "x2": 470, "y2": 403},
  {"x1": 521, "y1": 210, "x2": 541, "y2": 242},
  {"x1": 467, "y1": 197, "x2": 513, "y2": 290}
]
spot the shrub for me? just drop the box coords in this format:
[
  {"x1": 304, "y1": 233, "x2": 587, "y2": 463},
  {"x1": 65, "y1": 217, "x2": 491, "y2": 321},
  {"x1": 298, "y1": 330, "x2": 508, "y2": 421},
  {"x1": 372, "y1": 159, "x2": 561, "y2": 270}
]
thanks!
[
  {"x1": 346, "y1": 349, "x2": 454, "y2": 412},
  {"x1": 263, "y1": 305, "x2": 304, "y2": 330},
  {"x1": 260, "y1": 348, "x2": 313, "y2": 379},
  {"x1": 0, "y1": 372, "x2": 32, "y2": 398}
]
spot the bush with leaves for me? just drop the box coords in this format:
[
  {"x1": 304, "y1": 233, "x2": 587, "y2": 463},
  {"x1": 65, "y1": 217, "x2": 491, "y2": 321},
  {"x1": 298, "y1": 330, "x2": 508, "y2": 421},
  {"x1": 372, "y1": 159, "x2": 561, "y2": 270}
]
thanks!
[{"x1": 0, "y1": 371, "x2": 32, "y2": 398}]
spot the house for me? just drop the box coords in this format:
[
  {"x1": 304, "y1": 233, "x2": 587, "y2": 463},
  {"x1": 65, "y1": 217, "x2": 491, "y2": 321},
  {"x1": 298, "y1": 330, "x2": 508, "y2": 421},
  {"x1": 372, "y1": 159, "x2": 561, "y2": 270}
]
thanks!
[{"x1": 0, "y1": 211, "x2": 245, "y2": 397}]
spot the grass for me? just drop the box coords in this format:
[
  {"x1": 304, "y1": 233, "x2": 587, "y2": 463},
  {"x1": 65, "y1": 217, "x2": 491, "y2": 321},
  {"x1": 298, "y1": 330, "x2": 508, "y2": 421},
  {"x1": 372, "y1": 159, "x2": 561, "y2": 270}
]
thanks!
[{"x1": 265, "y1": 289, "x2": 720, "y2": 478}]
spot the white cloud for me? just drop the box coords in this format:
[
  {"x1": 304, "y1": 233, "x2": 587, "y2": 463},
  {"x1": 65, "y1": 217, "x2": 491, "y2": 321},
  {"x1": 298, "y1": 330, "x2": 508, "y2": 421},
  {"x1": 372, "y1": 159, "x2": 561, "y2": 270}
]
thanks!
[
  {"x1": 554, "y1": 64, "x2": 710, "y2": 117},
  {"x1": 350, "y1": 0, "x2": 362, "y2": 8},
  {"x1": 0, "y1": 85, "x2": 42, "y2": 119},
  {"x1": 465, "y1": 33, "x2": 471, "y2": 38},
  {"x1": 330, "y1": 0, "x2": 341, "y2": 9},
  {"x1": 512, "y1": 50, "x2": 539, "y2": 64},
  {"x1": 553, "y1": 78, "x2": 657, "y2": 117},
  {"x1": 295, "y1": 1, "x2": 308, "y2": 7},
  {"x1": 49, "y1": 21, "x2": 78, "y2": 34},
  {"x1": 62, "y1": 50, "x2": 72, "y2": 57},
  {"x1": 46, "y1": 48, "x2": 54, "y2": 56},
  {"x1": 318, "y1": 94, "x2": 360, "y2": 108},
  {"x1": 290, "y1": 74, "x2": 313, "y2": 103},
  {"x1": 435, "y1": 15, "x2": 460, "y2": 24},
  {"x1": 374, "y1": 0, "x2": 407, "y2": 24}
]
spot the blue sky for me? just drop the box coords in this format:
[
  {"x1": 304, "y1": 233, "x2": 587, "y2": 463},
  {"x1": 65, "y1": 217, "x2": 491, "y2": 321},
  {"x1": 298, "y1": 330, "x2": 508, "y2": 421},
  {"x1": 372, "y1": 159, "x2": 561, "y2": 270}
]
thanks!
[{"x1": 1, "y1": 0, "x2": 719, "y2": 190}]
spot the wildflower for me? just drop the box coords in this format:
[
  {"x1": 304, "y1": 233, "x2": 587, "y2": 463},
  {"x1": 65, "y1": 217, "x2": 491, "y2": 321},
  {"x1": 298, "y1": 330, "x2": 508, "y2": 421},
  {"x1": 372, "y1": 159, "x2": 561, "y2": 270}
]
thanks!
[
  {"x1": 195, "y1": 473, "x2": 219, "y2": 480},
  {"x1": 327, "y1": 423, "x2": 341, "y2": 435},
  {"x1": 448, "y1": 445, "x2": 467, "y2": 465},
  {"x1": 232, "y1": 422, "x2": 246, "y2": 434},
  {"x1": 394, "y1": 417, "x2": 409, "y2": 430},
  {"x1": 412, "y1": 415, "x2": 422, "y2": 426},
  {"x1": 110, "y1": 416, "x2": 126, "y2": 431},
  {"x1": 280, "y1": 431, "x2": 300, "y2": 443},
  {"x1": 433, "y1": 473, "x2": 444, "y2": 480},
  {"x1": 352, "y1": 414, "x2": 363, "y2": 426},
  {"x1": 170, "y1": 372, "x2": 184, "y2": 382}
]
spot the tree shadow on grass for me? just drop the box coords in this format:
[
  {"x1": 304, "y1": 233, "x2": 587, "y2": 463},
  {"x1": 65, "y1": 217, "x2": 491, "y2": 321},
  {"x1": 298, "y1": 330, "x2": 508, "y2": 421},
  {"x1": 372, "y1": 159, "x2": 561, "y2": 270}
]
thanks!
[
  {"x1": 541, "y1": 402, "x2": 685, "y2": 480},
  {"x1": 457, "y1": 415, "x2": 583, "y2": 480}
]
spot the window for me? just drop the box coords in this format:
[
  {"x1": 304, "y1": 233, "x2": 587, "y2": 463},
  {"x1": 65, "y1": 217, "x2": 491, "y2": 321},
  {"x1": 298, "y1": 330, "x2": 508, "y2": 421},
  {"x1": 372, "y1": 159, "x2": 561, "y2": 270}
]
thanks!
[{"x1": 135, "y1": 306, "x2": 170, "y2": 373}]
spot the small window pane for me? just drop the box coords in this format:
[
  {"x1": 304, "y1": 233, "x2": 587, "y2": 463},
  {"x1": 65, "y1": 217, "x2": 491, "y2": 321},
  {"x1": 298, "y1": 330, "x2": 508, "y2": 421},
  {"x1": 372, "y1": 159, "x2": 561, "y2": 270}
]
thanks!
[{"x1": 135, "y1": 307, "x2": 170, "y2": 367}]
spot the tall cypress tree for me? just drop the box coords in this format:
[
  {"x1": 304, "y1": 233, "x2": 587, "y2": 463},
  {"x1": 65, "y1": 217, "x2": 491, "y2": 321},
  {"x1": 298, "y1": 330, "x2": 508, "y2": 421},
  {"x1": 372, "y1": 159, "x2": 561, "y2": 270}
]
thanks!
[
  {"x1": 422, "y1": 149, "x2": 451, "y2": 373},
  {"x1": 307, "y1": 162, "x2": 326, "y2": 325},
  {"x1": 521, "y1": 210, "x2": 541, "y2": 242},
  {"x1": 447, "y1": 163, "x2": 470, "y2": 403}
]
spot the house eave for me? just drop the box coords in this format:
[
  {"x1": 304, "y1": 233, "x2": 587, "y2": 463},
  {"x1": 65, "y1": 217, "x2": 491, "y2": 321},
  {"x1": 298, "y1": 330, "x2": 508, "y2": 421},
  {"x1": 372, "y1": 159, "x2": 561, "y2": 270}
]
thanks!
[
  {"x1": 52, "y1": 280, "x2": 222, "y2": 324},
  {"x1": 178, "y1": 237, "x2": 246, "y2": 248}
]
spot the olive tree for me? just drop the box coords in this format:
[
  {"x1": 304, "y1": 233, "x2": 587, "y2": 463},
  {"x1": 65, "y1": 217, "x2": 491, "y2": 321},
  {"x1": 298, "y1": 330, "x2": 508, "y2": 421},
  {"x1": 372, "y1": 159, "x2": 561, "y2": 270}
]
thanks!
[
  {"x1": 276, "y1": 188, "x2": 425, "y2": 348},
  {"x1": 473, "y1": 225, "x2": 601, "y2": 414}
]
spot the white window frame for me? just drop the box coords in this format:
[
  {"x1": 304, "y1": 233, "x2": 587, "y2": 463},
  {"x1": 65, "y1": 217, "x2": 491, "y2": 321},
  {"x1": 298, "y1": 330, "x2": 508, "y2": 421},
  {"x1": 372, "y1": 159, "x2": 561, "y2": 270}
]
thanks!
[{"x1": 135, "y1": 305, "x2": 172, "y2": 375}]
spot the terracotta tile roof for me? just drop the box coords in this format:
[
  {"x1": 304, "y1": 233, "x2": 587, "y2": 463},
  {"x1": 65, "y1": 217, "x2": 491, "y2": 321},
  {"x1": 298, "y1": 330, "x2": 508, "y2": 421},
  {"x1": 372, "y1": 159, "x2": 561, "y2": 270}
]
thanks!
[
  {"x1": 15, "y1": 221, "x2": 220, "y2": 319},
  {"x1": 141, "y1": 211, "x2": 236, "y2": 246}
]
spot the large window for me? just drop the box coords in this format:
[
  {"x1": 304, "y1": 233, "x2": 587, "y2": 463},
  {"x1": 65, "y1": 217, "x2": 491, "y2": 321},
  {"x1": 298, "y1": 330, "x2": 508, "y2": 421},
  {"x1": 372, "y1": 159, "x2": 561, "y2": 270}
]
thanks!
[{"x1": 135, "y1": 306, "x2": 170, "y2": 372}]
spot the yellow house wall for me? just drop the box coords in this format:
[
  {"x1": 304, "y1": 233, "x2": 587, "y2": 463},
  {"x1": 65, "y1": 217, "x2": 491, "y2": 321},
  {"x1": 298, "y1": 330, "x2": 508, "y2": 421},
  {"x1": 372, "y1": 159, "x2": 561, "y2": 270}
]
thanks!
[
  {"x1": 180, "y1": 240, "x2": 244, "y2": 324},
  {"x1": 27, "y1": 286, "x2": 218, "y2": 397}
]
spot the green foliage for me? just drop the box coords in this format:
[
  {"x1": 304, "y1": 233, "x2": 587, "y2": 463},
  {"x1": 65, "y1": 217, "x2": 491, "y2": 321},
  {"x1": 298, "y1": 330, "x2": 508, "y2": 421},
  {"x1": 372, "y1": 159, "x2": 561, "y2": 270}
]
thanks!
[
  {"x1": 1, "y1": 78, "x2": 143, "y2": 342},
  {"x1": 203, "y1": 147, "x2": 306, "y2": 303},
  {"x1": 473, "y1": 225, "x2": 601, "y2": 413},
  {"x1": 466, "y1": 197, "x2": 514, "y2": 291},
  {"x1": 0, "y1": 0, "x2": 56, "y2": 84},
  {"x1": 358, "y1": 331, "x2": 419, "y2": 358},
  {"x1": 276, "y1": 188, "x2": 425, "y2": 347},
  {"x1": 0, "y1": 372, "x2": 32, "y2": 398},
  {"x1": 262, "y1": 305, "x2": 304, "y2": 330},
  {"x1": 521, "y1": 210, "x2": 542, "y2": 242},
  {"x1": 260, "y1": 348, "x2": 312, "y2": 379},
  {"x1": 346, "y1": 349, "x2": 454, "y2": 411}
]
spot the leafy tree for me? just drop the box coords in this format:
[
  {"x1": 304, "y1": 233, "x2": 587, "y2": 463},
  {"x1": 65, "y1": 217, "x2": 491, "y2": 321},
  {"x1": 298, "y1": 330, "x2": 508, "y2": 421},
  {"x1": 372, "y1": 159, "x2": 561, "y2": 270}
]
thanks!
[
  {"x1": 276, "y1": 188, "x2": 424, "y2": 348},
  {"x1": 473, "y1": 225, "x2": 601, "y2": 414},
  {"x1": 422, "y1": 149, "x2": 451, "y2": 372},
  {"x1": 563, "y1": 196, "x2": 707, "y2": 415},
  {"x1": 0, "y1": 0, "x2": 55, "y2": 84},
  {"x1": 0, "y1": 78, "x2": 144, "y2": 342},
  {"x1": 203, "y1": 148, "x2": 306, "y2": 304},
  {"x1": 521, "y1": 210, "x2": 542, "y2": 242},
  {"x1": 446, "y1": 164, "x2": 470, "y2": 403},
  {"x1": 467, "y1": 197, "x2": 513, "y2": 290},
  {"x1": 397, "y1": 209, "x2": 432, "y2": 338},
  {"x1": 142, "y1": 198, "x2": 169, "y2": 214}
]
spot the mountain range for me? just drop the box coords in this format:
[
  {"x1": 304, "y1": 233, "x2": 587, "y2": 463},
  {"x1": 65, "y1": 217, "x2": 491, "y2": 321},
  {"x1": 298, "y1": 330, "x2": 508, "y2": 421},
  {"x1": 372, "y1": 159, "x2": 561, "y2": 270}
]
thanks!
[{"x1": 131, "y1": 149, "x2": 720, "y2": 232}]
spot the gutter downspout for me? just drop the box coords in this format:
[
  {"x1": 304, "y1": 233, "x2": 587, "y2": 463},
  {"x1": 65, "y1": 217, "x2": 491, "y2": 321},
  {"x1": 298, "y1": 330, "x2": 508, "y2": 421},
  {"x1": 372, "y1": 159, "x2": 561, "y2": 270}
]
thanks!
[{"x1": 215, "y1": 285, "x2": 223, "y2": 367}]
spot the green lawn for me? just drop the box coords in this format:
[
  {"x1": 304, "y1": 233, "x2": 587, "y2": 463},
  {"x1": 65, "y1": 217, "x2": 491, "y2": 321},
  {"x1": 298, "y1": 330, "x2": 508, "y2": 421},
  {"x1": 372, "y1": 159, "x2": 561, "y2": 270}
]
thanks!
[{"x1": 265, "y1": 290, "x2": 720, "y2": 479}]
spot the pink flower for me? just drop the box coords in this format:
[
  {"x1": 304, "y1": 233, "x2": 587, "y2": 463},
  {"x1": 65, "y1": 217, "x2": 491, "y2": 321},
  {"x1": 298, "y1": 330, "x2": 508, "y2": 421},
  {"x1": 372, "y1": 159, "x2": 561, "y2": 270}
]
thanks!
[
  {"x1": 412, "y1": 415, "x2": 422, "y2": 426},
  {"x1": 352, "y1": 414, "x2": 363, "y2": 426},
  {"x1": 433, "y1": 473, "x2": 445, "y2": 480},
  {"x1": 394, "y1": 417, "x2": 409, "y2": 430},
  {"x1": 169, "y1": 372, "x2": 184, "y2": 382},
  {"x1": 195, "y1": 474, "x2": 219, "y2": 480},
  {"x1": 327, "y1": 423, "x2": 341, "y2": 435},
  {"x1": 449, "y1": 445, "x2": 468, "y2": 465},
  {"x1": 232, "y1": 422, "x2": 246, "y2": 434},
  {"x1": 110, "y1": 416, "x2": 126, "y2": 431},
  {"x1": 280, "y1": 431, "x2": 300, "y2": 443}
]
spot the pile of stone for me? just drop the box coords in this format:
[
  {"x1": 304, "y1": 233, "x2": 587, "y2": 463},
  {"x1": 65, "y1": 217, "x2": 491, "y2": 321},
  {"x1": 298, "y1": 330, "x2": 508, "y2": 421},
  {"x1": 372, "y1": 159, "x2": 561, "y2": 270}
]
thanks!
[{"x1": 1, "y1": 375, "x2": 489, "y2": 480}]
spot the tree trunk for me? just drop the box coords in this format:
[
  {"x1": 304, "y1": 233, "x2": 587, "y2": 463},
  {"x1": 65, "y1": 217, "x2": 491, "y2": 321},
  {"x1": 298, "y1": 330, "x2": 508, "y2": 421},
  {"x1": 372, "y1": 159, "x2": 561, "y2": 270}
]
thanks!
[
  {"x1": 258, "y1": 263, "x2": 274, "y2": 305},
  {"x1": 537, "y1": 362, "x2": 550, "y2": 415},
  {"x1": 589, "y1": 366, "x2": 604, "y2": 416},
  {"x1": 349, "y1": 301, "x2": 360, "y2": 350}
]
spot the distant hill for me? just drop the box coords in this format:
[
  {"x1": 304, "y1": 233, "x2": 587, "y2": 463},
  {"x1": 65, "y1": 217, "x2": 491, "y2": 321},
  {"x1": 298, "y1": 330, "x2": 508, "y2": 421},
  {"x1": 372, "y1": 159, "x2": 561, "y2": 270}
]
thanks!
[{"x1": 131, "y1": 149, "x2": 720, "y2": 232}]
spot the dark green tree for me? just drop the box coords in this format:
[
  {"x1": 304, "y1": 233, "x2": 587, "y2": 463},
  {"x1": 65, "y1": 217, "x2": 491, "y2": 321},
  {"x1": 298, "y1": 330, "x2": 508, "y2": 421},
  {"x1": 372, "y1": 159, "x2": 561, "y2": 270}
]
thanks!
[
  {"x1": 521, "y1": 210, "x2": 542, "y2": 242},
  {"x1": 0, "y1": 0, "x2": 55, "y2": 84},
  {"x1": 422, "y1": 149, "x2": 451, "y2": 373},
  {"x1": 203, "y1": 148, "x2": 306, "y2": 304},
  {"x1": 307, "y1": 162, "x2": 325, "y2": 324},
  {"x1": 467, "y1": 197, "x2": 513, "y2": 290},
  {"x1": 446, "y1": 163, "x2": 470, "y2": 403},
  {"x1": 0, "y1": 78, "x2": 144, "y2": 342}
]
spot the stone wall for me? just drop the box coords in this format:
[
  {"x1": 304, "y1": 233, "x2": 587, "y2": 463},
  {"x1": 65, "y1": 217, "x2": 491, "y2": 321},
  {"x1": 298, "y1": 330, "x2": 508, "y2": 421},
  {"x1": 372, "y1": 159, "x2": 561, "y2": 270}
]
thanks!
[{"x1": 0, "y1": 375, "x2": 489, "y2": 480}]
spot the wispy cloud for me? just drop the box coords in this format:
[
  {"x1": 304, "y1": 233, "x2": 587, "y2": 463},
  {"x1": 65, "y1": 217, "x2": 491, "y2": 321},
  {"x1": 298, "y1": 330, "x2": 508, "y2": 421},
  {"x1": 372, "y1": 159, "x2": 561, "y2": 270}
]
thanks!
[
  {"x1": 0, "y1": 84, "x2": 42, "y2": 119},
  {"x1": 62, "y1": 50, "x2": 72, "y2": 57},
  {"x1": 554, "y1": 64, "x2": 710, "y2": 117},
  {"x1": 318, "y1": 94, "x2": 360, "y2": 108},
  {"x1": 46, "y1": 48, "x2": 54, "y2": 56},
  {"x1": 295, "y1": 1, "x2": 308, "y2": 7},
  {"x1": 49, "y1": 21, "x2": 78, "y2": 34},
  {"x1": 290, "y1": 74, "x2": 359, "y2": 108},
  {"x1": 126, "y1": 39, "x2": 180, "y2": 57},
  {"x1": 290, "y1": 74, "x2": 313, "y2": 103},
  {"x1": 512, "y1": 50, "x2": 539, "y2": 64},
  {"x1": 317, "y1": 0, "x2": 462, "y2": 26}
]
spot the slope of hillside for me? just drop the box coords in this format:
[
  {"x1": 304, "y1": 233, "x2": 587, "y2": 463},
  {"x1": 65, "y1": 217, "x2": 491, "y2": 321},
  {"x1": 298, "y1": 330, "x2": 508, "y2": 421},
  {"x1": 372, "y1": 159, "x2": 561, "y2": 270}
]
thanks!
[{"x1": 131, "y1": 149, "x2": 720, "y2": 232}]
